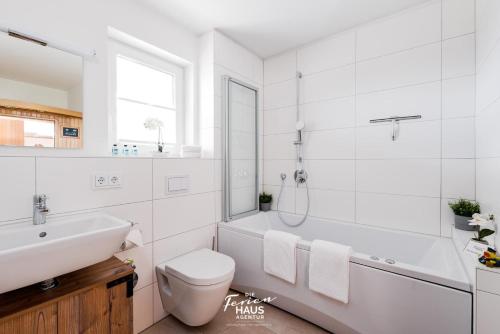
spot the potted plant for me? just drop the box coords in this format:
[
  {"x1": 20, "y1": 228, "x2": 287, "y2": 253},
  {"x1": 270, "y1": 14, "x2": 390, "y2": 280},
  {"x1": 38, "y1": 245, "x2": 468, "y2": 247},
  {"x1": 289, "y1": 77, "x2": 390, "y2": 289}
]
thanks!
[
  {"x1": 448, "y1": 199, "x2": 481, "y2": 231},
  {"x1": 259, "y1": 192, "x2": 272, "y2": 212},
  {"x1": 469, "y1": 214, "x2": 496, "y2": 245}
]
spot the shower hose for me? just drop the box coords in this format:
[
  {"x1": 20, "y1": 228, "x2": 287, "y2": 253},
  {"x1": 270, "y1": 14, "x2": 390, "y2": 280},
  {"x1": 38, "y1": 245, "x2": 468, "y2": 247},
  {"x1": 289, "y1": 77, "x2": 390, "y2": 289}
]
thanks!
[{"x1": 276, "y1": 177, "x2": 310, "y2": 227}]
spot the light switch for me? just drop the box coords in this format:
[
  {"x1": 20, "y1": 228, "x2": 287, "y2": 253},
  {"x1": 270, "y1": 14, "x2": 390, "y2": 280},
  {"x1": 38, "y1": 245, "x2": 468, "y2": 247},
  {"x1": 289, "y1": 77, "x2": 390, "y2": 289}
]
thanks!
[{"x1": 167, "y1": 175, "x2": 190, "y2": 193}]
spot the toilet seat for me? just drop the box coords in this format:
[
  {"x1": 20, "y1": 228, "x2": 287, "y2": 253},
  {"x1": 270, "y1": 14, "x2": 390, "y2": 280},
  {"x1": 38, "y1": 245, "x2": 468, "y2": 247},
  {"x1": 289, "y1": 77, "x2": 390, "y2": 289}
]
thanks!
[{"x1": 162, "y1": 248, "x2": 235, "y2": 286}]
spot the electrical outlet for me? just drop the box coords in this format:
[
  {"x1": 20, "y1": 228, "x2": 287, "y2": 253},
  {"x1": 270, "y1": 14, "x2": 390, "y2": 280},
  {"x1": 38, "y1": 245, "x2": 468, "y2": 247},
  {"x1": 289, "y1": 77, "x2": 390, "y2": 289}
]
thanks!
[
  {"x1": 109, "y1": 174, "x2": 122, "y2": 187},
  {"x1": 94, "y1": 174, "x2": 108, "y2": 188}
]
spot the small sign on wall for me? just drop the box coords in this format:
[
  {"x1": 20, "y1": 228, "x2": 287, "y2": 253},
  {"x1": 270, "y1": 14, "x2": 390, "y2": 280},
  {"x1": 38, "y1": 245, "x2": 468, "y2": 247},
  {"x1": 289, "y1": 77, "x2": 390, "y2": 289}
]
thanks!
[{"x1": 62, "y1": 127, "x2": 79, "y2": 138}]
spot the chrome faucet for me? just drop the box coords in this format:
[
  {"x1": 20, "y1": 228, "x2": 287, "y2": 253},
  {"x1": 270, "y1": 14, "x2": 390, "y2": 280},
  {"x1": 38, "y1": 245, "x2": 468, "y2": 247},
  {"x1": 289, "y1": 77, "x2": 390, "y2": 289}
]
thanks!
[{"x1": 33, "y1": 194, "x2": 49, "y2": 225}]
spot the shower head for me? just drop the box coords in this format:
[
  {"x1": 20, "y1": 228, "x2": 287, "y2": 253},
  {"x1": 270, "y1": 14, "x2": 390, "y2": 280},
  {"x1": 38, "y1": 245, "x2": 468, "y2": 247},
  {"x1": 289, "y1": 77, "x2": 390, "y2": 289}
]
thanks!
[{"x1": 296, "y1": 120, "x2": 305, "y2": 131}]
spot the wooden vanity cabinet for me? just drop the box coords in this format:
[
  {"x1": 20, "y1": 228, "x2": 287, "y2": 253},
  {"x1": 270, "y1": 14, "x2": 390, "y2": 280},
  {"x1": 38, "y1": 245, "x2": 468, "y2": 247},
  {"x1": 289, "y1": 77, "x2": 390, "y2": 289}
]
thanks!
[{"x1": 0, "y1": 257, "x2": 134, "y2": 334}]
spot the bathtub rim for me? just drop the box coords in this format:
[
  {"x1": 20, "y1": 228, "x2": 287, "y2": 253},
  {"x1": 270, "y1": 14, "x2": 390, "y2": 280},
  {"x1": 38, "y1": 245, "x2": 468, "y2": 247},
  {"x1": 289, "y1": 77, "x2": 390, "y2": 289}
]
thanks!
[{"x1": 217, "y1": 213, "x2": 471, "y2": 292}]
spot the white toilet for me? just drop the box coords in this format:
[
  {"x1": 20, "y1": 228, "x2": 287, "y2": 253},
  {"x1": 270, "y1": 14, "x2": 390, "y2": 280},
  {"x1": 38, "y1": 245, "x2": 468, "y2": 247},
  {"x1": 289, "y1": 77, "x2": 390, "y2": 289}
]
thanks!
[{"x1": 155, "y1": 248, "x2": 235, "y2": 326}]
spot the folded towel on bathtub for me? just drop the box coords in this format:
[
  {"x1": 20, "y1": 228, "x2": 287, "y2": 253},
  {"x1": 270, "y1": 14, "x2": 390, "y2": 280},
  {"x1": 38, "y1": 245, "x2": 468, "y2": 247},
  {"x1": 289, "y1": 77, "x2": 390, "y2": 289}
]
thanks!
[
  {"x1": 263, "y1": 230, "x2": 301, "y2": 284},
  {"x1": 309, "y1": 240, "x2": 352, "y2": 303}
]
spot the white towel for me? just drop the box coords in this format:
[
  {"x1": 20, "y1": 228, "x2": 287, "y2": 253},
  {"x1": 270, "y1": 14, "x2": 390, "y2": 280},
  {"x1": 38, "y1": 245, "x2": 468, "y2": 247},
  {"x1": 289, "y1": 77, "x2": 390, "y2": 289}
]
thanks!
[
  {"x1": 309, "y1": 240, "x2": 352, "y2": 303},
  {"x1": 263, "y1": 230, "x2": 301, "y2": 284},
  {"x1": 123, "y1": 229, "x2": 144, "y2": 250}
]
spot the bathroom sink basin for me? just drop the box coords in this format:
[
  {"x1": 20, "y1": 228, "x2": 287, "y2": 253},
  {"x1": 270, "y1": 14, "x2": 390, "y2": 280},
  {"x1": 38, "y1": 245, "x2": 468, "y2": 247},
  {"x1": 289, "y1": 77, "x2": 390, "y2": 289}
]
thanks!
[{"x1": 0, "y1": 213, "x2": 130, "y2": 294}]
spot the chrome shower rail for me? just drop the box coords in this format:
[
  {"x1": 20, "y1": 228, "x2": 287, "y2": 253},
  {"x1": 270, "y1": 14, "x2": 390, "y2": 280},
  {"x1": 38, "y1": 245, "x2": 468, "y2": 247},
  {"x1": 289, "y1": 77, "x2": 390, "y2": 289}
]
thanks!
[{"x1": 369, "y1": 115, "x2": 422, "y2": 123}]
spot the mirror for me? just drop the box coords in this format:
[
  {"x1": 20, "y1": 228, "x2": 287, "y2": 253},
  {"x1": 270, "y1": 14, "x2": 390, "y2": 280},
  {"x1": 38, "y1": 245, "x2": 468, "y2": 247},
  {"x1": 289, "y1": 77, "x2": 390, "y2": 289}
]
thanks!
[{"x1": 0, "y1": 31, "x2": 83, "y2": 148}]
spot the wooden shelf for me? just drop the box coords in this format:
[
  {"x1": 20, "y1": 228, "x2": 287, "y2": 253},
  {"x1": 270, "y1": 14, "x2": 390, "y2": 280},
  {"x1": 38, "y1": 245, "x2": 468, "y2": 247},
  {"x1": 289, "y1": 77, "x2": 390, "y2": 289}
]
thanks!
[{"x1": 0, "y1": 98, "x2": 82, "y2": 119}]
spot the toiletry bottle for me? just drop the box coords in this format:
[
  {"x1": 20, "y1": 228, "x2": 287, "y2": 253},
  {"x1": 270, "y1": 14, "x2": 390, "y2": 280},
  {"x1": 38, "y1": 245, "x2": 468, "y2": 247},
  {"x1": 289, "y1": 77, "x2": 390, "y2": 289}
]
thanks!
[
  {"x1": 132, "y1": 145, "x2": 138, "y2": 156},
  {"x1": 112, "y1": 144, "x2": 119, "y2": 156},
  {"x1": 122, "y1": 144, "x2": 129, "y2": 156}
]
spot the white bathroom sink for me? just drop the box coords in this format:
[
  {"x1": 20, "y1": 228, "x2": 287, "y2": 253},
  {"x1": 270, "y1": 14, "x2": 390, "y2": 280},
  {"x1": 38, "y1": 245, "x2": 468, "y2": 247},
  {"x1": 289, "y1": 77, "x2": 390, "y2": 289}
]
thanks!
[{"x1": 0, "y1": 212, "x2": 130, "y2": 294}]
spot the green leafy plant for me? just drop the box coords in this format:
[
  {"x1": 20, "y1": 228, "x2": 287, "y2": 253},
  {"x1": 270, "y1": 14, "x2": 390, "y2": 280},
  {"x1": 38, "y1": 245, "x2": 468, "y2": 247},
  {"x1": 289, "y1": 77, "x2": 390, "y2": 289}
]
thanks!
[
  {"x1": 259, "y1": 192, "x2": 273, "y2": 204},
  {"x1": 473, "y1": 229, "x2": 495, "y2": 242},
  {"x1": 470, "y1": 214, "x2": 496, "y2": 242},
  {"x1": 448, "y1": 199, "x2": 480, "y2": 217}
]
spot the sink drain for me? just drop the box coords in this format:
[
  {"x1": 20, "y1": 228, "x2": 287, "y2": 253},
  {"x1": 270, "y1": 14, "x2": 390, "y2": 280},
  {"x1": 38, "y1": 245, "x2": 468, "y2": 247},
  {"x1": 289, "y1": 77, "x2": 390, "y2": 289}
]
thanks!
[{"x1": 39, "y1": 232, "x2": 47, "y2": 238}]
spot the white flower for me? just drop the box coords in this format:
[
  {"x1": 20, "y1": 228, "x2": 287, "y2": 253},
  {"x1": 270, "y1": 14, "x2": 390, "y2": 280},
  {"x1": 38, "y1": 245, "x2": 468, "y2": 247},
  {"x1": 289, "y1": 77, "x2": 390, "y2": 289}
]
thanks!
[
  {"x1": 468, "y1": 213, "x2": 495, "y2": 230},
  {"x1": 144, "y1": 118, "x2": 164, "y2": 130}
]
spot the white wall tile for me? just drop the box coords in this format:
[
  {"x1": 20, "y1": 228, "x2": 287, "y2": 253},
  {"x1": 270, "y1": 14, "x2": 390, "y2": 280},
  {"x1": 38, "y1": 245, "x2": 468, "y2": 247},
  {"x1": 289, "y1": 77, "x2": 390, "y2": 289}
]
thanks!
[
  {"x1": 442, "y1": 117, "x2": 475, "y2": 158},
  {"x1": 152, "y1": 282, "x2": 167, "y2": 323},
  {"x1": 36, "y1": 157, "x2": 152, "y2": 214},
  {"x1": 298, "y1": 31, "x2": 355, "y2": 74},
  {"x1": 296, "y1": 188, "x2": 355, "y2": 222},
  {"x1": 442, "y1": 159, "x2": 475, "y2": 199},
  {"x1": 301, "y1": 65, "x2": 355, "y2": 103},
  {"x1": 442, "y1": 0, "x2": 475, "y2": 39},
  {"x1": 356, "y1": 159, "x2": 441, "y2": 197},
  {"x1": 263, "y1": 185, "x2": 295, "y2": 213},
  {"x1": 441, "y1": 198, "x2": 456, "y2": 237},
  {"x1": 476, "y1": 43, "x2": 500, "y2": 112},
  {"x1": 263, "y1": 133, "x2": 295, "y2": 160},
  {"x1": 264, "y1": 106, "x2": 296, "y2": 135},
  {"x1": 215, "y1": 190, "x2": 222, "y2": 222},
  {"x1": 264, "y1": 50, "x2": 296, "y2": 85},
  {"x1": 356, "y1": 81, "x2": 441, "y2": 125},
  {"x1": 356, "y1": 43, "x2": 441, "y2": 93},
  {"x1": 303, "y1": 128, "x2": 355, "y2": 159},
  {"x1": 263, "y1": 160, "x2": 295, "y2": 186},
  {"x1": 476, "y1": 0, "x2": 500, "y2": 66},
  {"x1": 356, "y1": 121, "x2": 441, "y2": 159},
  {"x1": 153, "y1": 158, "x2": 214, "y2": 199},
  {"x1": 133, "y1": 285, "x2": 154, "y2": 334},
  {"x1": 263, "y1": 79, "x2": 295, "y2": 110},
  {"x1": 442, "y1": 75, "x2": 475, "y2": 119},
  {"x1": 101, "y1": 201, "x2": 153, "y2": 244},
  {"x1": 357, "y1": 1, "x2": 441, "y2": 60},
  {"x1": 477, "y1": 158, "x2": 500, "y2": 217},
  {"x1": 0, "y1": 157, "x2": 35, "y2": 222},
  {"x1": 153, "y1": 224, "x2": 215, "y2": 266},
  {"x1": 304, "y1": 160, "x2": 355, "y2": 191},
  {"x1": 356, "y1": 193, "x2": 441, "y2": 235},
  {"x1": 153, "y1": 192, "x2": 215, "y2": 240},
  {"x1": 476, "y1": 99, "x2": 500, "y2": 158},
  {"x1": 442, "y1": 33, "x2": 476, "y2": 79},
  {"x1": 303, "y1": 97, "x2": 355, "y2": 130},
  {"x1": 115, "y1": 243, "x2": 153, "y2": 290}
]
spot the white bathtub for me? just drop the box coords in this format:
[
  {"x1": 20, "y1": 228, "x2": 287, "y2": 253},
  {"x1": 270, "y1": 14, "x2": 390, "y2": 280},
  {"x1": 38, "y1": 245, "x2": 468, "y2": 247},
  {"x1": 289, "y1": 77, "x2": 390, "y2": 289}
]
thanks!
[{"x1": 218, "y1": 212, "x2": 472, "y2": 334}]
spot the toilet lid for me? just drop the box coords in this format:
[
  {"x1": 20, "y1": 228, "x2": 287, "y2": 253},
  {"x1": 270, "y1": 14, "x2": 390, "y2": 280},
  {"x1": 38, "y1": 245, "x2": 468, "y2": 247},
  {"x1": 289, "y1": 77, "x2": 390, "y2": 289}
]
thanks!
[{"x1": 163, "y1": 248, "x2": 235, "y2": 286}]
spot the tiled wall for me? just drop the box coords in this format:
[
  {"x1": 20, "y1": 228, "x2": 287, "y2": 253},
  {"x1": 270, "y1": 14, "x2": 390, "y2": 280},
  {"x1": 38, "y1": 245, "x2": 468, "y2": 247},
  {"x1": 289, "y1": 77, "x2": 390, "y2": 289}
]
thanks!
[
  {"x1": 0, "y1": 156, "x2": 216, "y2": 333},
  {"x1": 263, "y1": 0, "x2": 476, "y2": 237},
  {"x1": 476, "y1": 0, "x2": 500, "y2": 247},
  {"x1": 199, "y1": 31, "x2": 264, "y2": 220}
]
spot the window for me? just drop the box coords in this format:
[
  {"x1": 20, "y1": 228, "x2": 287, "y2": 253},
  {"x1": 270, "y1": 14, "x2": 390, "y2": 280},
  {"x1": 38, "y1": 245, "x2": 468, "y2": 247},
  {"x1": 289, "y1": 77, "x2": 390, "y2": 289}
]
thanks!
[{"x1": 110, "y1": 41, "x2": 184, "y2": 148}]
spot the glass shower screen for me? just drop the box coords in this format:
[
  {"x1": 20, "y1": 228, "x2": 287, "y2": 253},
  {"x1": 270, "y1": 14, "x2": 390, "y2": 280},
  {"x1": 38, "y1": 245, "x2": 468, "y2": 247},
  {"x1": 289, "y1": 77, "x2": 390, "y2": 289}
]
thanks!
[{"x1": 223, "y1": 76, "x2": 259, "y2": 221}]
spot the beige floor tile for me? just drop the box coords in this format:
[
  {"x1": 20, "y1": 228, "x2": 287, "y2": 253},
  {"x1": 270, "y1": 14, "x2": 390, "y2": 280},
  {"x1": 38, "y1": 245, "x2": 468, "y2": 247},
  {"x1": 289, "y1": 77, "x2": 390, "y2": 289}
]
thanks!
[{"x1": 141, "y1": 290, "x2": 329, "y2": 334}]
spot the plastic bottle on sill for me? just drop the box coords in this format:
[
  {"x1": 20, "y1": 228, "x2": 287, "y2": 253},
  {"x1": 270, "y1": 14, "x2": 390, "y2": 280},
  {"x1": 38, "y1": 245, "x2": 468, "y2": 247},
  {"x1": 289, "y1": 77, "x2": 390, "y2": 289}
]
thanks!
[
  {"x1": 122, "y1": 144, "x2": 130, "y2": 156},
  {"x1": 111, "y1": 144, "x2": 119, "y2": 156},
  {"x1": 132, "y1": 145, "x2": 139, "y2": 156}
]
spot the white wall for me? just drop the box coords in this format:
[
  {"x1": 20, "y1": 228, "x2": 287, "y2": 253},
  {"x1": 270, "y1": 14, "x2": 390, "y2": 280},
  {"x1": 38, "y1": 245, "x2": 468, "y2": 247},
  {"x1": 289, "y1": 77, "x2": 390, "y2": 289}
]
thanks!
[
  {"x1": 199, "y1": 31, "x2": 264, "y2": 221},
  {"x1": 0, "y1": 77, "x2": 70, "y2": 109},
  {"x1": 263, "y1": 0, "x2": 476, "y2": 237},
  {"x1": 2, "y1": 0, "x2": 198, "y2": 155},
  {"x1": 0, "y1": 156, "x2": 216, "y2": 333},
  {"x1": 476, "y1": 0, "x2": 500, "y2": 246}
]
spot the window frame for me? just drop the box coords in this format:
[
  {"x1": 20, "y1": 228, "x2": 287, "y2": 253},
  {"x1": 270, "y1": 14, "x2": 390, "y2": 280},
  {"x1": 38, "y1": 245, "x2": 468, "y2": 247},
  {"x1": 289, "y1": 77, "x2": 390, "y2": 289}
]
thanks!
[{"x1": 108, "y1": 40, "x2": 185, "y2": 152}]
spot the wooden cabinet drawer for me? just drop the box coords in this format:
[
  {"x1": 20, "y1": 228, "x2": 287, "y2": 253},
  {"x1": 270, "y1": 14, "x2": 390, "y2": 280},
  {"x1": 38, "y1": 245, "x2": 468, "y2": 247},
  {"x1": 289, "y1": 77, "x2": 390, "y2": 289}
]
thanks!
[{"x1": 477, "y1": 269, "x2": 500, "y2": 295}]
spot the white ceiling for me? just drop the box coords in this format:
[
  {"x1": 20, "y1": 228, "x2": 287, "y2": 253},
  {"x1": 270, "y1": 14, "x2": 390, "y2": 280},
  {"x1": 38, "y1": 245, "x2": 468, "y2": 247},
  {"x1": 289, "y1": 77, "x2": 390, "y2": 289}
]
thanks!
[
  {"x1": 143, "y1": 0, "x2": 432, "y2": 58},
  {"x1": 0, "y1": 32, "x2": 82, "y2": 90}
]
